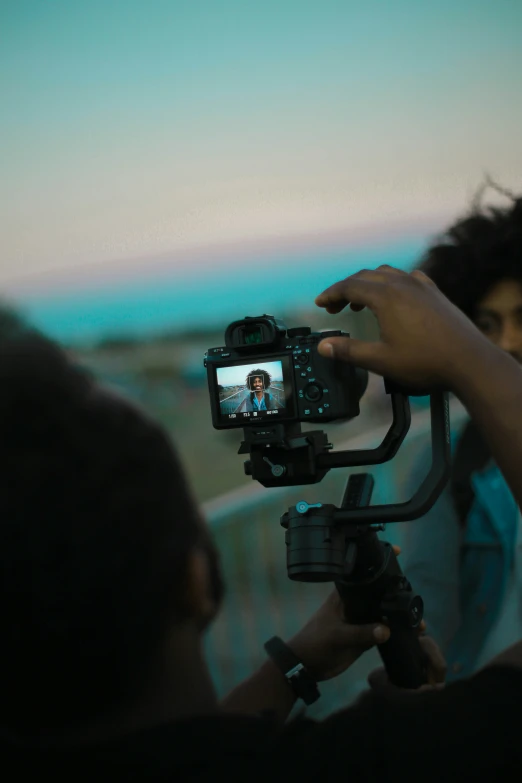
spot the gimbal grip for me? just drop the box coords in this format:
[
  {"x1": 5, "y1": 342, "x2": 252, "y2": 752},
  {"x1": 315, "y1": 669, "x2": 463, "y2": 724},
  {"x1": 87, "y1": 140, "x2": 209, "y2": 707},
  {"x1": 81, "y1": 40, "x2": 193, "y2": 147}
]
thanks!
[
  {"x1": 377, "y1": 629, "x2": 427, "y2": 689},
  {"x1": 336, "y1": 581, "x2": 428, "y2": 689}
]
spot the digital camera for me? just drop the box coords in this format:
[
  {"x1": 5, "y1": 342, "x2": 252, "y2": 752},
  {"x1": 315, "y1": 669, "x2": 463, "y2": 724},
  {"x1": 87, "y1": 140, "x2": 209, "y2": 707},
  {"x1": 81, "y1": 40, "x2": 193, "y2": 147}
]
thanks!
[{"x1": 205, "y1": 315, "x2": 368, "y2": 429}]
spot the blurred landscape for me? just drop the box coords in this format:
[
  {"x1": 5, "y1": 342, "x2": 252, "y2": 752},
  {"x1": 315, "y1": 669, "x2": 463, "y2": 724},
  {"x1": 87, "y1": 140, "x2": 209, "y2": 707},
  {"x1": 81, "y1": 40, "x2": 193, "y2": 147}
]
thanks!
[{"x1": 70, "y1": 305, "x2": 389, "y2": 503}]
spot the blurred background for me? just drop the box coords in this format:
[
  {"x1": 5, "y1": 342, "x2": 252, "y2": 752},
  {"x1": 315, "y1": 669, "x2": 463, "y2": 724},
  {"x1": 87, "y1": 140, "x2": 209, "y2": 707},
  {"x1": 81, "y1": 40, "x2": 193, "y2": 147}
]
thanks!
[{"x1": 1, "y1": 0, "x2": 521, "y2": 716}]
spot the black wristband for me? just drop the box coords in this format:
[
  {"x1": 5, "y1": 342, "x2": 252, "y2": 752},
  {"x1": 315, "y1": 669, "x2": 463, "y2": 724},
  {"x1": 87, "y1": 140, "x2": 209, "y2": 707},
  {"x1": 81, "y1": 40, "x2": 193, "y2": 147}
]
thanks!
[{"x1": 264, "y1": 636, "x2": 320, "y2": 706}]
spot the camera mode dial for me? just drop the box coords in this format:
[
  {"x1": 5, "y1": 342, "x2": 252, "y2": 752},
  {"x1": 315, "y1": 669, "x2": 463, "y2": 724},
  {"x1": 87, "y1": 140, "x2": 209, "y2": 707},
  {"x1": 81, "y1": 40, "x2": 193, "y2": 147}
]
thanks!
[{"x1": 304, "y1": 383, "x2": 323, "y2": 402}]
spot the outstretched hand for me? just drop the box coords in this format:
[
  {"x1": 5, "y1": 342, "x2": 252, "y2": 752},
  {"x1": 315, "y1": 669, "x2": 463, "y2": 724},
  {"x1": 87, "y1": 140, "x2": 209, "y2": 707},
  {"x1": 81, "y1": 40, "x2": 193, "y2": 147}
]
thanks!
[{"x1": 314, "y1": 265, "x2": 488, "y2": 392}]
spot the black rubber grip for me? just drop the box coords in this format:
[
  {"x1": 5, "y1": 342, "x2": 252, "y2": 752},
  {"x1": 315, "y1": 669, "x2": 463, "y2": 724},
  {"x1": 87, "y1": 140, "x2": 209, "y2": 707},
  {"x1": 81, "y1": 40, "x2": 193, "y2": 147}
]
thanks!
[
  {"x1": 336, "y1": 582, "x2": 428, "y2": 689},
  {"x1": 377, "y1": 629, "x2": 427, "y2": 689}
]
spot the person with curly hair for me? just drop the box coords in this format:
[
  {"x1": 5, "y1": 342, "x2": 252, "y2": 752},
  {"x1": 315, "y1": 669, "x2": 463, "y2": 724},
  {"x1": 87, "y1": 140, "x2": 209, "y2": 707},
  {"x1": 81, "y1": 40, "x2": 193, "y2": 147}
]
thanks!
[
  {"x1": 399, "y1": 177, "x2": 522, "y2": 683},
  {"x1": 243, "y1": 367, "x2": 280, "y2": 412}
]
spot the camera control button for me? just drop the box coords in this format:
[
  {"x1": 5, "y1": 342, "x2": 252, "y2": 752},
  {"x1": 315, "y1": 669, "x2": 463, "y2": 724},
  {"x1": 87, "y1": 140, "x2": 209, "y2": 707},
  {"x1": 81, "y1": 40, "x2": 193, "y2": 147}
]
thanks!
[
  {"x1": 297, "y1": 354, "x2": 309, "y2": 365},
  {"x1": 287, "y1": 327, "x2": 311, "y2": 337},
  {"x1": 320, "y1": 330, "x2": 343, "y2": 338},
  {"x1": 304, "y1": 383, "x2": 323, "y2": 402}
]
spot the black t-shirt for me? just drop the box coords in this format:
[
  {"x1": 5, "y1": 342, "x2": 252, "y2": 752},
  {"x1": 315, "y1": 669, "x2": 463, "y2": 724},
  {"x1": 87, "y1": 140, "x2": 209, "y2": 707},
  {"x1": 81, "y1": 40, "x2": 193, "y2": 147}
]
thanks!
[{"x1": 2, "y1": 666, "x2": 521, "y2": 782}]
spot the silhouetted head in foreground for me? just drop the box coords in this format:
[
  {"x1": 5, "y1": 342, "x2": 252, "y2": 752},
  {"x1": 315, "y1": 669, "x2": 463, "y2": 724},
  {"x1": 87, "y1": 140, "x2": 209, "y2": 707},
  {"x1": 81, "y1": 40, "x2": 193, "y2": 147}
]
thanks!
[{"x1": 0, "y1": 317, "x2": 224, "y2": 740}]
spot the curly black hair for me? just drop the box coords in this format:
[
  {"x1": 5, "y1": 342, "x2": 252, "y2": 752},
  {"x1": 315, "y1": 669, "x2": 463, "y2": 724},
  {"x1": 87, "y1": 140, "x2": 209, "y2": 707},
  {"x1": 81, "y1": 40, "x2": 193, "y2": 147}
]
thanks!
[
  {"x1": 416, "y1": 178, "x2": 522, "y2": 319},
  {"x1": 0, "y1": 323, "x2": 203, "y2": 733},
  {"x1": 246, "y1": 368, "x2": 271, "y2": 390}
]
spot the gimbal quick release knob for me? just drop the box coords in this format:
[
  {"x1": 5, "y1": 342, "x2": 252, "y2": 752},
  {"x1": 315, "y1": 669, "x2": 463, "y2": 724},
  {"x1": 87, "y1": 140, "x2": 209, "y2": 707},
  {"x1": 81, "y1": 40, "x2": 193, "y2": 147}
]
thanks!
[
  {"x1": 263, "y1": 456, "x2": 286, "y2": 477},
  {"x1": 295, "y1": 501, "x2": 323, "y2": 514}
]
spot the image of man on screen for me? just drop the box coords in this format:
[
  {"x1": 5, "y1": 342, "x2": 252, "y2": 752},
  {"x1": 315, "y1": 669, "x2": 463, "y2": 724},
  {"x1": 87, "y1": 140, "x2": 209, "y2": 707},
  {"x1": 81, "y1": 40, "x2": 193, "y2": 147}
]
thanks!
[{"x1": 244, "y1": 369, "x2": 279, "y2": 412}]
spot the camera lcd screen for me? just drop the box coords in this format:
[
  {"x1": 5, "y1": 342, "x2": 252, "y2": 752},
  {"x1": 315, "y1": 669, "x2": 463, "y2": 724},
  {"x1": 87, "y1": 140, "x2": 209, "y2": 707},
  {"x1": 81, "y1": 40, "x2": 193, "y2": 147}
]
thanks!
[{"x1": 215, "y1": 356, "x2": 295, "y2": 423}]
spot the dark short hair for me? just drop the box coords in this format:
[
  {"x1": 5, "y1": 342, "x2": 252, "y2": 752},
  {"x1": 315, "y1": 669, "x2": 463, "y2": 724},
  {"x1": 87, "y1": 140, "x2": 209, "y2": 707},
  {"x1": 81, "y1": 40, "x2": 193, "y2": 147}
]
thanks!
[
  {"x1": 0, "y1": 327, "x2": 201, "y2": 733},
  {"x1": 246, "y1": 368, "x2": 271, "y2": 390},
  {"x1": 416, "y1": 178, "x2": 522, "y2": 318}
]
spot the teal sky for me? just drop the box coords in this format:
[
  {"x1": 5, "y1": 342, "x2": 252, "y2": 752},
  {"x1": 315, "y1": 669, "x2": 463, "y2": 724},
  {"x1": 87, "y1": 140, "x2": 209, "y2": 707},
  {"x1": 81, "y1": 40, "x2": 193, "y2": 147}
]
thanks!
[{"x1": 1, "y1": 0, "x2": 522, "y2": 295}]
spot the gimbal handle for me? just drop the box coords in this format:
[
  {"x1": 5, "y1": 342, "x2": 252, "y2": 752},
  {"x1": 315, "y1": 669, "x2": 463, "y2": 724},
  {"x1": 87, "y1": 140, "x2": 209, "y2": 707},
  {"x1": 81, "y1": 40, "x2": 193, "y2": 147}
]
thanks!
[{"x1": 320, "y1": 389, "x2": 451, "y2": 523}]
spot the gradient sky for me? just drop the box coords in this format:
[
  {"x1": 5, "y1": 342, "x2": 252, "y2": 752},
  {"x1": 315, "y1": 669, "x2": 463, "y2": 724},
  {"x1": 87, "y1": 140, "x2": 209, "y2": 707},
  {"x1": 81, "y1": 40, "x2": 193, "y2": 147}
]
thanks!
[{"x1": 1, "y1": 0, "x2": 522, "y2": 297}]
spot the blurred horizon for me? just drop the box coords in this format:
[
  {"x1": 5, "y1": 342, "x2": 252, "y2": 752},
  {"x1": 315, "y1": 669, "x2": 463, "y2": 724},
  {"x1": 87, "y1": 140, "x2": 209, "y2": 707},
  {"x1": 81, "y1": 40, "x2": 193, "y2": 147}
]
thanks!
[{"x1": 6, "y1": 233, "x2": 426, "y2": 345}]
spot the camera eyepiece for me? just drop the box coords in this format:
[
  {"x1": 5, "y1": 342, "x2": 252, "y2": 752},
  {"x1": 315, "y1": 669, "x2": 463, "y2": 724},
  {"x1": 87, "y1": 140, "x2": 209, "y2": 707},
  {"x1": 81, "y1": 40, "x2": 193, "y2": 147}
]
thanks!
[{"x1": 224, "y1": 315, "x2": 286, "y2": 351}]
